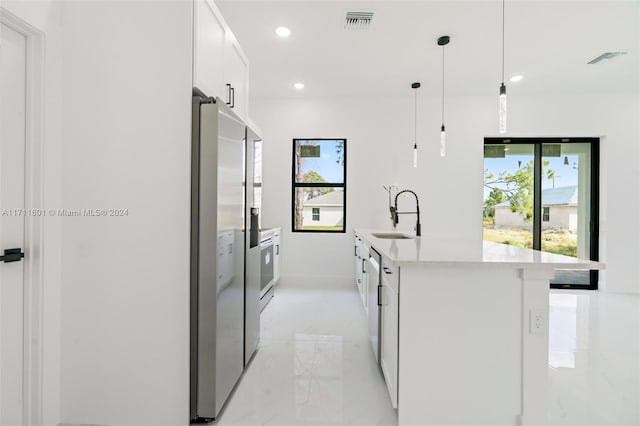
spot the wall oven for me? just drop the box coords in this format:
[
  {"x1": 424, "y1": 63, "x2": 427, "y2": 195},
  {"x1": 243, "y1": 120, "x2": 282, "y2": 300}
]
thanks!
[{"x1": 259, "y1": 235, "x2": 275, "y2": 310}]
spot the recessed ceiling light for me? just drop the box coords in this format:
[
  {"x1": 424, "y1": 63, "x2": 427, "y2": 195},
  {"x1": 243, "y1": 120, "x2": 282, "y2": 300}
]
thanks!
[
  {"x1": 275, "y1": 26, "x2": 291, "y2": 37},
  {"x1": 510, "y1": 75, "x2": 523, "y2": 83},
  {"x1": 293, "y1": 82, "x2": 305, "y2": 90}
]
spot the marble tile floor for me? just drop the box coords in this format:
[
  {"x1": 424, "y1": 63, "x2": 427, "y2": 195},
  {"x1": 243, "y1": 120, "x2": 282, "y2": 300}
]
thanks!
[
  {"x1": 217, "y1": 281, "x2": 639, "y2": 426},
  {"x1": 217, "y1": 281, "x2": 397, "y2": 426},
  {"x1": 548, "y1": 290, "x2": 639, "y2": 425}
]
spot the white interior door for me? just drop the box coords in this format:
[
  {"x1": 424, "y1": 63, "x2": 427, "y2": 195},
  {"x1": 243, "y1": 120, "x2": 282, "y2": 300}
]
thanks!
[{"x1": 0, "y1": 21, "x2": 28, "y2": 426}]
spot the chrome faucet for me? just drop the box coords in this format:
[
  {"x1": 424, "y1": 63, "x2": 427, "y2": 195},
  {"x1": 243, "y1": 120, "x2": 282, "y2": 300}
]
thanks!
[{"x1": 391, "y1": 189, "x2": 421, "y2": 237}]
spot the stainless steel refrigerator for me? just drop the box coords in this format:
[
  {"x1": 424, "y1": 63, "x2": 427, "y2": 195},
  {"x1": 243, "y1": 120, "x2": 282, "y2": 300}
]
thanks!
[
  {"x1": 190, "y1": 88, "x2": 246, "y2": 422},
  {"x1": 244, "y1": 125, "x2": 262, "y2": 366}
]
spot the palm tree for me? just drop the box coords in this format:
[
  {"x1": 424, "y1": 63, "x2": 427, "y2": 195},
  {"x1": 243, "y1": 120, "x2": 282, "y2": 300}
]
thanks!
[
  {"x1": 543, "y1": 160, "x2": 559, "y2": 188},
  {"x1": 546, "y1": 168, "x2": 558, "y2": 188}
]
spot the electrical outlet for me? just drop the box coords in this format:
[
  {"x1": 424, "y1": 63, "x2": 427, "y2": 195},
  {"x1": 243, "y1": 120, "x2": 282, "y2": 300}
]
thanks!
[{"x1": 529, "y1": 309, "x2": 547, "y2": 334}]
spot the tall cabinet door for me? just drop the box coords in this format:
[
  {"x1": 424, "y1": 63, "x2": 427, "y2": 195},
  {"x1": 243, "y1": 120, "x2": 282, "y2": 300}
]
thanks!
[
  {"x1": 380, "y1": 280, "x2": 398, "y2": 408},
  {"x1": 225, "y1": 33, "x2": 249, "y2": 122},
  {"x1": 194, "y1": 0, "x2": 227, "y2": 98}
]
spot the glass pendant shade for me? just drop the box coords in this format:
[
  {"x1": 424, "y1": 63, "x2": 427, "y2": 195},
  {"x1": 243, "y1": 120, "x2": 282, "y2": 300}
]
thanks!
[
  {"x1": 499, "y1": 83, "x2": 507, "y2": 133},
  {"x1": 440, "y1": 125, "x2": 446, "y2": 157},
  {"x1": 411, "y1": 82, "x2": 421, "y2": 168}
]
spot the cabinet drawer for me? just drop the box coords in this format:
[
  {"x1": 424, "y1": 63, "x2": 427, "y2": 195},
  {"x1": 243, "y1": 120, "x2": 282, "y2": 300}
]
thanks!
[{"x1": 381, "y1": 257, "x2": 399, "y2": 293}]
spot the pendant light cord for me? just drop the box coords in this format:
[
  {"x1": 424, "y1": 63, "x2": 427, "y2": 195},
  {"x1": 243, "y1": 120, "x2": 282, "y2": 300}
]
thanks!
[
  {"x1": 501, "y1": 0, "x2": 505, "y2": 83},
  {"x1": 414, "y1": 88, "x2": 418, "y2": 143},
  {"x1": 441, "y1": 46, "x2": 445, "y2": 125}
]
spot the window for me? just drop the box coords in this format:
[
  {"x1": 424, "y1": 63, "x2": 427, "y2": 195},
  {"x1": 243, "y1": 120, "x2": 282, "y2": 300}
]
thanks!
[
  {"x1": 292, "y1": 139, "x2": 346, "y2": 232},
  {"x1": 483, "y1": 137, "x2": 599, "y2": 289}
]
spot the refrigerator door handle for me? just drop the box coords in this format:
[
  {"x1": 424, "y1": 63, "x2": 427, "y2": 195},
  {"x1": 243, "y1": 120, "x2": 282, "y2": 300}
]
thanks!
[{"x1": 230, "y1": 87, "x2": 235, "y2": 108}]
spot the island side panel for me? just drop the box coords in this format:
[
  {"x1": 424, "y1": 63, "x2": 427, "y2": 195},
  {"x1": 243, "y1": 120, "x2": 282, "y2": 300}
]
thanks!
[
  {"x1": 520, "y1": 268, "x2": 554, "y2": 426},
  {"x1": 398, "y1": 265, "x2": 523, "y2": 426}
]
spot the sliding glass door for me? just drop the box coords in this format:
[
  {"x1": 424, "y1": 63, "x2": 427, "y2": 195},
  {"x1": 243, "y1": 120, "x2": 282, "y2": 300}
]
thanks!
[{"x1": 483, "y1": 138, "x2": 599, "y2": 289}]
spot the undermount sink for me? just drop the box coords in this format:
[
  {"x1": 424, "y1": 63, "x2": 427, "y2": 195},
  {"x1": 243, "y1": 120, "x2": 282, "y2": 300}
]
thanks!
[{"x1": 372, "y1": 232, "x2": 414, "y2": 240}]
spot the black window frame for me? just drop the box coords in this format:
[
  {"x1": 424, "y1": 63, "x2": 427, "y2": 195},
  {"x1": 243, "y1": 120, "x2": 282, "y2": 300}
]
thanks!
[
  {"x1": 291, "y1": 138, "x2": 347, "y2": 233},
  {"x1": 484, "y1": 137, "x2": 600, "y2": 290}
]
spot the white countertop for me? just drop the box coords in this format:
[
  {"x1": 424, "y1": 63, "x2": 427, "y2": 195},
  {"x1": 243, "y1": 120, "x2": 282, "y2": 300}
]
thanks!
[{"x1": 355, "y1": 228, "x2": 604, "y2": 270}]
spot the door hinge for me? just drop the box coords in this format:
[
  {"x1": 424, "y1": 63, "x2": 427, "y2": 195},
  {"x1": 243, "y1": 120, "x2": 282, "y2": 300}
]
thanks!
[{"x1": 0, "y1": 248, "x2": 25, "y2": 263}]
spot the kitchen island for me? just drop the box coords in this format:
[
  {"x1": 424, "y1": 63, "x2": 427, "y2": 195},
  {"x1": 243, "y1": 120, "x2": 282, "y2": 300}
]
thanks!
[{"x1": 354, "y1": 229, "x2": 603, "y2": 426}]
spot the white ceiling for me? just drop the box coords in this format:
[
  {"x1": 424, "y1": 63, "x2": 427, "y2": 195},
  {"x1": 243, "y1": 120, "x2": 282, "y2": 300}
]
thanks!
[{"x1": 217, "y1": 0, "x2": 640, "y2": 99}]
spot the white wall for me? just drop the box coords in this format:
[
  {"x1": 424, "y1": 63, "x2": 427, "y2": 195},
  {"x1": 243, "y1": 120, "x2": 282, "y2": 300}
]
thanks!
[
  {"x1": 253, "y1": 92, "x2": 640, "y2": 294},
  {"x1": 1, "y1": 2, "x2": 64, "y2": 424},
  {"x1": 59, "y1": 2, "x2": 192, "y2": 425}
]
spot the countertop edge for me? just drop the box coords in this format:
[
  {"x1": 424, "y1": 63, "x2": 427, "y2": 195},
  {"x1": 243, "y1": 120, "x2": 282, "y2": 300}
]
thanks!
[{"x1": 355, "y1": 228, "x2": 604, "y2": 270}]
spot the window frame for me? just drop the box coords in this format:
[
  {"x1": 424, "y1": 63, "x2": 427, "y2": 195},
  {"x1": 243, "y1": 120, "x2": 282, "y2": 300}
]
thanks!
[
  {"x1": 483, "y1": 136, "x2": 599, "y2": 290},
  {"x1": 291, "y1": 138, "x2": 347, "y2": 233},
  {"x1": 542, "y1": 207, "x2": 550, "y2": 222},
  {"x1": 312, "y1": 207, "x2": 320, "y2": 221}
]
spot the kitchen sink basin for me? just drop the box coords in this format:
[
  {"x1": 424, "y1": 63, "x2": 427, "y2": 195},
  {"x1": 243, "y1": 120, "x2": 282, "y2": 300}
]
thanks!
[{"x1": 372, "y1": 232, "x2": 413, "y2": 239}]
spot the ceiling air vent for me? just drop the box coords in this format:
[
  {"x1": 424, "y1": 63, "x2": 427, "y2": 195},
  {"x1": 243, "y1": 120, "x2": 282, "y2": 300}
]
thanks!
[
  {"x1": 588, "y1": 51, "x2": 627, "y2": 64},
  {"x1": 344, "y1": 11, "x2": 373, "y2": 30}
]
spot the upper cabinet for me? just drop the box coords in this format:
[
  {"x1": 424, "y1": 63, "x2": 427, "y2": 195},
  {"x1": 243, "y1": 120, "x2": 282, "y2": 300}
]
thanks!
[
  {"x1": 193, "y1": 0, "x2": 249, "y2": 121},
  {"x1": 225, "y1": 33, "x2": 249, "y2": 123}
]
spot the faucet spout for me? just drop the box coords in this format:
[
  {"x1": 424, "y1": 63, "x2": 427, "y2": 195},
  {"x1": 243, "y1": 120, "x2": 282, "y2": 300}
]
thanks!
[{"x1": 394, "y1": 190, "x2": 421, "y2": 237}]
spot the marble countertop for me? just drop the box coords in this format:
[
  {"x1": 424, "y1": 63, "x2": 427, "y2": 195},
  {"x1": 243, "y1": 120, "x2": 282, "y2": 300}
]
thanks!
[{"x1": 355, "y1": 228, "x2": 604, "y2": 269}]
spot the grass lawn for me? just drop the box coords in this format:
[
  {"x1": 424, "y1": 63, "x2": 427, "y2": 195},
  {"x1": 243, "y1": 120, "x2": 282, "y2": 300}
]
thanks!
[
  {"x1": 483, "y1": 226, "x2": 578, "y2": 257},
  {"x1": 302, "y1": 225, "x2": 343, "y2": 231}
]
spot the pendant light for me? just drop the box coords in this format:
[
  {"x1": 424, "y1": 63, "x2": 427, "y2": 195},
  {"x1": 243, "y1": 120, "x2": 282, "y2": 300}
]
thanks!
[
  {"x1": 411, "y1": 82, "x2": 421, "y2": 168},
  {"x1": 437, "y1": 35, "x2": 450, "y2": 157},
  {"x1": 499, "y1": 0, "x2": 507, "y2": 133}
]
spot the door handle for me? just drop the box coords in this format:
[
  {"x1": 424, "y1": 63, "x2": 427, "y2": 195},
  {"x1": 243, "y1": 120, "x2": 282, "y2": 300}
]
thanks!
[
  {"x1": 230, "y1": 87, "x2": 235, "y2": 108},
  {"x1": 1, "y1": 248, "x2": 25, "y2": 263},
  {"x1": 276, "y1": 244, "x2": 279, "y2": 255},
  {"x1": 226, "y1": 84, "x2": 232, "y2": 105},
  {"x1": 362, "y1": 259, "x2": 366, "y2": 273},
  {"x1": 377, "y1": 285, "x2": 382, "y2": 306}
]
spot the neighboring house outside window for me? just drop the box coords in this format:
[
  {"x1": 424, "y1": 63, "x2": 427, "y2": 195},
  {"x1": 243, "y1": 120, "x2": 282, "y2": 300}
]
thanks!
[
  {"x1": 494, "y1": 185, "x2": 578, "y2": 230},
  {"x1": 292, "y1": 139, "x2": 346, "y2": 232}
]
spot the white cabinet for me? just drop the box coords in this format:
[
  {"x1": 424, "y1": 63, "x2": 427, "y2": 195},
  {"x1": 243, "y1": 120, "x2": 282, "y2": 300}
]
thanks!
[
  {"x1": 380, "y1": 256, "x2": 399, "y2": 408},
  {"x1": 225, "y1": 33, "x2": 249, "y2": 122},
  {"x1": 273, "y1": 228, "x2": 281, "y2": 284},
  {"x1": 194, "y1": 0, "x2": 227, "y2": 100},
  {"x1": 354, "y1": 233, "x2": 369, "y2": 313},
  {"x1": 355, "y1": 236, "x2": 363, "y2": 287},
  {"x1": 193, "y1": 0, "x2": 249, "y2": 121},
  {"x1": 360, "y1": 245, "x2": 369, "y2": 312}
]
